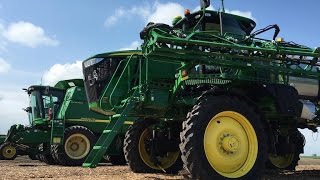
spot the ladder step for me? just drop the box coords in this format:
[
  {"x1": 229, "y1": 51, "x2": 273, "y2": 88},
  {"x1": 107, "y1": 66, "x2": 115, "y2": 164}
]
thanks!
[
  {"x1": 103, "y1": 130, "x2": 111, "y2": 133},
  {"x1": 82, "y1": 163, "x2": 96, "y2": 168},
  {"x1": 112, "y1": 114, "x2": 121, "y2": 118},
  {"x1": 93, "y1": 146, "x2": 102, "y2": 150},
  {"x1": 82, "y1": 89, "x2": 139, "y2": 168}
]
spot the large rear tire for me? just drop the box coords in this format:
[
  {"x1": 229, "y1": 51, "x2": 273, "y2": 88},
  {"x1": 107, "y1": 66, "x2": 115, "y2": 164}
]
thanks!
[
  {"x1": 124, "y1": 119, "x2": 182, "y2": 174},
  {"x1": 52, "y1": 126, "x2": 96, "y2": 166},
  {"x1": 180, "y1": 95, "x2": 268, "y2": 179}
]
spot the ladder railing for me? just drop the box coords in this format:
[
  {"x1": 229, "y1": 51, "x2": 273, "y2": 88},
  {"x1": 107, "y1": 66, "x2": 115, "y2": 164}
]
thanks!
[{"x1": 82, "y1": 89, "x2": 140, "y2": 168}]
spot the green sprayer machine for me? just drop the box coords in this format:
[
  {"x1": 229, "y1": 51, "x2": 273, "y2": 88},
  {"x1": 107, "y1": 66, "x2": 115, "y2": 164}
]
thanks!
[
  {"x1": 0, "y1": 79, "x2": 131, "y2": 165},
  {"x1": 82, "y1": 0, "x2": 320, "y2": 179}
]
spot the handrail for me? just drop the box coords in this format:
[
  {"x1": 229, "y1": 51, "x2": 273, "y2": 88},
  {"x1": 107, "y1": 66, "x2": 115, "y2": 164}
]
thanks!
[{"x1": 108, "y1": 54, "x2": 137, "y2": 109}]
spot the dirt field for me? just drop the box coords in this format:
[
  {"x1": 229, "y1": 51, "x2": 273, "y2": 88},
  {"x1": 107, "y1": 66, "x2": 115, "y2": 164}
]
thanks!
[{"x1": 1, "y1": 157, "x2": 320, "y2": 180}]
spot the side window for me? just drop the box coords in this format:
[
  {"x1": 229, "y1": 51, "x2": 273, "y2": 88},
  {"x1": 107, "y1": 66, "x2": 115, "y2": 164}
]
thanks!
[
  {"x1": 42, "y1": 96, "x2": 51, "y2": 119},
  {"x1": 31, "y1": 94, "x2": 41, "y2": 119}
]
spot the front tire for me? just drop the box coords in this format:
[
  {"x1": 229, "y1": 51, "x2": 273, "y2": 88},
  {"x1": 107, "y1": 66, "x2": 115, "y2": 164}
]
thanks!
[
  {"x1": 180, "y1": 95, "x2": 268, "y2": 179},
  {"x1": 52, "y1": 126, "x2": 96, "y2": 166},
  {"x1": 124, "y1": 119, "x2": 182, "y2": 174},
  {"x1": 0, "y1": 143, "x2": 18, "y2": 160}
]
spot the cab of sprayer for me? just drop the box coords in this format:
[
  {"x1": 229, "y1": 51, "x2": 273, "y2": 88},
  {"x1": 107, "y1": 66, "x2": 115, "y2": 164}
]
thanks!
[{"x1": 172, "y1": 0, "x2": 256, "y2": 37}]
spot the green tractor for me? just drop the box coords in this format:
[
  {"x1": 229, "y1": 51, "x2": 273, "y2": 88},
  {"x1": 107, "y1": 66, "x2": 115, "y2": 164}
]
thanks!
[
  {"x1": 0, "y1": 79, "x2": 131, "y2": 165},
  {"x1": 82, "y1": 0, "x2": 319, "y2": 179}
]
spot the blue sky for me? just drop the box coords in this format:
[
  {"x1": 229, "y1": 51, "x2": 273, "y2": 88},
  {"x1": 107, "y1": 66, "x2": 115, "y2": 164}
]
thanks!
[{"x1": 0, "y1": 0, "x2": 320, "y2": 155}]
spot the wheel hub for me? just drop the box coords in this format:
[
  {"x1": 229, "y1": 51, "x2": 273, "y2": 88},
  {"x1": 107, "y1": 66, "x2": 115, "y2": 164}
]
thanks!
[
  {"x1": 2, "y1": 144, "x2": 17, "y2": 159},
  {"x1": 204, "y1": 111, "x2": 259, "y2": 178},
  {"x1": 221, "y1": 135, "x2": 239, "y2": 153},
  {"x1": 64, "y1": 133, "x2": 90, "y2": 160},
  {"x1": 70, "y1": 142, "x2": 80, "y2": 151}
]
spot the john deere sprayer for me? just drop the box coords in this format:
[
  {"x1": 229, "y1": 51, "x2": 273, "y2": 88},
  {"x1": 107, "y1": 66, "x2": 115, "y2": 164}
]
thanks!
[
  {"x1": 82, "y1": 0, "x2": 320, "y2": 179},
  {"x1": 0, "y1": 79, "x2": 130, "y2": 165}
]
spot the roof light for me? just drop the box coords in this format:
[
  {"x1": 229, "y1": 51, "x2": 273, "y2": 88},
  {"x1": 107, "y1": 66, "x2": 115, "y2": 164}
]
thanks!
[
  {"x1": 184, "y1": 9, "x2": 190, "y2": 16},
  {"x1": 276, "y1": 37, "x2": 284, "y2": 43},
  {"x1": 68, "y1": 82, "x2": 75, "y2": 87}
]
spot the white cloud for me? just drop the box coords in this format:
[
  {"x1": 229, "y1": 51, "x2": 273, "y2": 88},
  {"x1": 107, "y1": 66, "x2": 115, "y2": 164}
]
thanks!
[
  {"x1": 0, "y1": 23, "x2": 8, "y2": 52},
  {"x1": 42, "y1": 61, "x2": 83, "y2": 86},
  {"x1": 225, "y1": 9, "x2": 256, "y2": 21},
  {"x1": 104, "y1": 5, "x2": 151, "y2": 27},
  {"x1": 0, "y1": 87, "x2": 29, "y2": 134},
  {"x1": 2, "y1": 21, "x2": 59, "y2": 48},
  {"x1": 104, "y1": 8, "x2": 126, "y2": 27},
  {"x1": 104, "y1": 2, "x2": 184, "y2": 27},
  {"x1": 0, "y1": 57, "x2": 11, "y2": 73},
  {"x1": 119, "y1": 40, "x2": 141, "y2": 50},
  {"x1": 105, "y1": 2, "x2": 256, "y2": 28},
  {"x1": 146, "y1": 2, "x2": 184, "y2": 25}
]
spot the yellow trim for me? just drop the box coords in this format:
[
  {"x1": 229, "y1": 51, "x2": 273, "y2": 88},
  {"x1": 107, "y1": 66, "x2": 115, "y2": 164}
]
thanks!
[
  {"x1": 112, "y1": 52, "x2": 142, "y2": 56},
  {"x1": 138, "y1": 127, "x2": 180, "y2": 170},
  {"x1": 66, "y1": 118, "x2": 133, "y2": 125},
  {"x1": 204, "y1": 111, "x2": 258, "y2": 178},
  {"x1": 268, "y1": 153, "x2": 294, "y2": 169},
  {"x1": 53, "y1": 137, "x2": 61, "y2": 144},
  {"x1": 181, "y1": 76, "x2": 189, "y2": 81},
  {"x1": 2, "y1": 144, "x2": 17, "y2": 159},
  {"x1": 67, "y1": 118, "x2": 111, "y2": 123}
]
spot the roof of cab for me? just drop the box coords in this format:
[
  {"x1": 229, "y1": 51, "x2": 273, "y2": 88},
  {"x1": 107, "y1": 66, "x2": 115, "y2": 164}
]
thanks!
[{"x1": 85, "y1": 50, "x2": 142, "y2": 61}]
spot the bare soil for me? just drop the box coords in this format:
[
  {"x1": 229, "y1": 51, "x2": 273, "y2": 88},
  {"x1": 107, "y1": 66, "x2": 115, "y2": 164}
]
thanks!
[{"x1": 1, "y1": 157, "x2": 320, "y2": 180}]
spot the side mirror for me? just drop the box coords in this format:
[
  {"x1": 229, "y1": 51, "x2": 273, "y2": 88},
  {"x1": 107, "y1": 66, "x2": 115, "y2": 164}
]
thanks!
[
  {"x1": 23, "y1": 107, "x2": 32, "y2": 113},
  {"x1": 200, "y1": 0, "x2": 210, "y2": 9}
]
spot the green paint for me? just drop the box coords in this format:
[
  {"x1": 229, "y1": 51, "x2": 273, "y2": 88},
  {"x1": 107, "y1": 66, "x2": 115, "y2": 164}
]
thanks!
[
  {"x1": 82, "y1": 6, "x2": 320, "y2": 168},
  {"x1": 4, "y1": 79, "x2": 133, "y2": 157}
]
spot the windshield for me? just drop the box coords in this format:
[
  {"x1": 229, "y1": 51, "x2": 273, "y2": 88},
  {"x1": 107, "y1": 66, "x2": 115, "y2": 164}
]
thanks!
[
  {"x1": 83, "y1": 56, "x2": 124, "y2": 103},
  {"x1": 30, "y1": 89, "x2": 64, "y2": 120}
]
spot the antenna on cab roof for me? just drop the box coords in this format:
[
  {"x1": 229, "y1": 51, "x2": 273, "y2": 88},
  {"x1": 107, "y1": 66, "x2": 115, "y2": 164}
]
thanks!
[
  {"x1": 200, "y1": 0, "x2": 210, "y2": 9},
  {"x1": 221, "y1": 0, "x2": 225, "y2": 12}
]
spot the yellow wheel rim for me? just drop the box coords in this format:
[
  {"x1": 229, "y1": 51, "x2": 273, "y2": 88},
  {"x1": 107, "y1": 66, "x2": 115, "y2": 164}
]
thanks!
[
  {"x1": 64, "y1": 133, "x2": 90, "y2": 159},
  {"x1": 268, "y1": 154, "x2": 294, "y2": 169},
  {"x1": 204, "y1": 111, "x2": 258, "y2": 178},
  {"x1": 138, "y1": 127, "x2": 180, "y2": 170},
  {"x1": 2, "y1": 144, "x2": 17, "y2": 159}
]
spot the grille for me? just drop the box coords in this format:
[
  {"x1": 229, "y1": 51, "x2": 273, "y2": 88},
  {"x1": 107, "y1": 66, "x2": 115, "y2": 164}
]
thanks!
[{"x1": 83, "y1": 58, "x2": 121, "y2": 103}]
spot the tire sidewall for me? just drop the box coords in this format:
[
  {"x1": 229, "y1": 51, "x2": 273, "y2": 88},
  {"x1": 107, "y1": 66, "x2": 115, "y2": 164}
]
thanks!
[
  {"x1": 124, "y1": 119, "x2": 182, "y2": 173},
  {"x1": 57, "y1": 126, "x2": 96, "y2": 166},
  {"x1": 187, "y1": 96, "x2": 267, "y2": 179}
]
